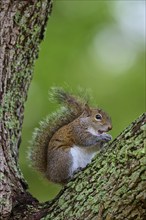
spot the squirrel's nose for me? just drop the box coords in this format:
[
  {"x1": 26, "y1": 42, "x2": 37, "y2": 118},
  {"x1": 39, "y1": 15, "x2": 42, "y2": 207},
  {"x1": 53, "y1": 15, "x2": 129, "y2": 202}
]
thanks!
[{"x1": 99, "y1": 125, "x2": 112, "y2": 133}]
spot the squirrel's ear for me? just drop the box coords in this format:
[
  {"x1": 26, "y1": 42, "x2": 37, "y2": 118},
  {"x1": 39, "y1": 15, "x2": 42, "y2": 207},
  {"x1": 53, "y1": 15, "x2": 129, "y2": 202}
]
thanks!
[{"x1": 82, "y1": 104, "x2": 91, "y2": 117}]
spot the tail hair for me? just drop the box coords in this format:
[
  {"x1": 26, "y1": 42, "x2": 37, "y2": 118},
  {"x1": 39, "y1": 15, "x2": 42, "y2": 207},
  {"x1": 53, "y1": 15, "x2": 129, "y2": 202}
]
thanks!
[{"x1": 49, "y1": 86, "x2": 89, "y2": 113}]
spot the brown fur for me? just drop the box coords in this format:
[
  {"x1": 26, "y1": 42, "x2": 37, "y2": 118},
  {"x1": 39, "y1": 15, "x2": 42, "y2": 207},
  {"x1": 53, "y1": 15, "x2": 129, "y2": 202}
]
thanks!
[{"x1": 29, "y1": 88, "x2": 112, "y2": 185}]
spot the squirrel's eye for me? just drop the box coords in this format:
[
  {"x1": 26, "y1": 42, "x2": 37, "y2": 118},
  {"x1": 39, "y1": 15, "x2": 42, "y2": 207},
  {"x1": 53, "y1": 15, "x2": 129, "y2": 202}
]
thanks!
[{"x1": 95, "y1": 114, "x2": 102, "y2": 120}]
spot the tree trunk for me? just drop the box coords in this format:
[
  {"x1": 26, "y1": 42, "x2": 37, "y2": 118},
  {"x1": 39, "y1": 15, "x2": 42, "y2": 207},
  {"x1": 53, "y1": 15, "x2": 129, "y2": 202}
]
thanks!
[
  {"x1": 0, "y1": 1, "x2": 52, "y2": 219},
  {"x1": 0, "y1": 1, "x2": 146, "y2": 220}
]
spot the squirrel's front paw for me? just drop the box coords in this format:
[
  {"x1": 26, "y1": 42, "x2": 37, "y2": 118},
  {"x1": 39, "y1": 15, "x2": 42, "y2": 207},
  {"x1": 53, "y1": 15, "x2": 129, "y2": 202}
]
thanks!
[
  {"x1": 97, "y1": 133, "x2": 112, "y2": 142},
  {"x1": 102, "y1": 133, "x2": 112, "y2": 141}
]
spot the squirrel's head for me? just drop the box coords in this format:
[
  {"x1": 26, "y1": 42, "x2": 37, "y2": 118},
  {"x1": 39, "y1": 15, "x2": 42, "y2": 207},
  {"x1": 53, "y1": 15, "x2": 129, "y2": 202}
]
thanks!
[{"x1": 80, "y1": 104, "x2": 112, "y2": 135}]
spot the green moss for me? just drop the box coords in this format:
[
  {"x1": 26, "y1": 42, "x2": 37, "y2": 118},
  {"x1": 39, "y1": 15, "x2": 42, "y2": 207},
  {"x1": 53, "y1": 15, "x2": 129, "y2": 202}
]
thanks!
[
  {"x1": 36, "y1": 1, "x2": 42, "y2": 8},
  {"x1": 75, "y1": 183, "x2": 85, "y2": 192},
  {"x1": 140, "y1": 157, "x2": 146, "y2": 165},
  {"x1": 140, "y1": 171, "x2": 146, "y2": 180},
  {"x1": 58, "y1": 197, "x2": 65, "y2": 207},
  {"x1": 76, "y1": 193, "x2": 86, "y2": 202},
  {"x1": 141, "y1": 124, "x2": 146, "y2": 131},
  {"x1": 14, "y1": 11, "x2": 21, "y2": 24}
]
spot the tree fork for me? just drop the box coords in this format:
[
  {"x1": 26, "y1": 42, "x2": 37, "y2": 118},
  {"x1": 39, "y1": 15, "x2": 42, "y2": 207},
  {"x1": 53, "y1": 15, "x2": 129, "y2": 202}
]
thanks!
[{"x1": 0, "y1": 1, "x2": 146, "y2": 220}]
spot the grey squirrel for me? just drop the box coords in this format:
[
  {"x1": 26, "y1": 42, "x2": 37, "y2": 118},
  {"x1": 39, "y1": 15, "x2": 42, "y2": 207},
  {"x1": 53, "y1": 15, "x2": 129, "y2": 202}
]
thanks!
[{"x1": 29, "y1": 87, "x2": 112, "y2": 185}]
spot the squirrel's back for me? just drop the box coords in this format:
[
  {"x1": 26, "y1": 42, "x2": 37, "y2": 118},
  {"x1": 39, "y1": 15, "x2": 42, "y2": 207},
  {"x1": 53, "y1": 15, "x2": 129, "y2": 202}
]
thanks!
[{"x1": 29, "y1": 87, "x2": 89, "y2": 174}]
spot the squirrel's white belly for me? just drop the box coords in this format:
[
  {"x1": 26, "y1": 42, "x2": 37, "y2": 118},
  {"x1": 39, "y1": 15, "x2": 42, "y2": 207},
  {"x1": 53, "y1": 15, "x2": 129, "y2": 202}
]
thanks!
[{"x1": 70, "y1": 145, "x2": 96, "y2": 174}]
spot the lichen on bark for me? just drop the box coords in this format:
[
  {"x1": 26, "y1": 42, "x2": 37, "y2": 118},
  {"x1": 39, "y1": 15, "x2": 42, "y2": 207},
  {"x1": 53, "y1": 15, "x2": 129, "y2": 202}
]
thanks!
[{"x1": 0, "y1": 1, "x2": 52, "y2": 219}]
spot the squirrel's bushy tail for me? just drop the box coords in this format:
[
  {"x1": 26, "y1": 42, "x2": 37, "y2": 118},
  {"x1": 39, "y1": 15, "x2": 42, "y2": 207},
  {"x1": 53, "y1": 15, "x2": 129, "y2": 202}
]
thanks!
[
  {"x1": 28, "y1": 87, "x2": 89, "y2": 174},
  {"x1": 49, "y1": 87, "x2": 89, "y2": 115}
]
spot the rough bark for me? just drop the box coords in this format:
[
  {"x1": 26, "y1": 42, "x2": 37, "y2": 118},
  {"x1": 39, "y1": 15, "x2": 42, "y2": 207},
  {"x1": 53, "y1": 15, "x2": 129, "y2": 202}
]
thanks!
[
  {"x1": 0, "y1": 1, "x2": 52, "y2": 219},
  {"x1": 0, "y1": 1, "x2": 146, "y2": 220}
]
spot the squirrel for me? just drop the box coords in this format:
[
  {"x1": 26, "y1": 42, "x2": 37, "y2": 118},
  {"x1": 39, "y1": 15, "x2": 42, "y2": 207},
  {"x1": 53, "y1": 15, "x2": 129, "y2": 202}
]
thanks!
[{"x1": 29, "y1": 87, "x2": 112, "y2": 185}]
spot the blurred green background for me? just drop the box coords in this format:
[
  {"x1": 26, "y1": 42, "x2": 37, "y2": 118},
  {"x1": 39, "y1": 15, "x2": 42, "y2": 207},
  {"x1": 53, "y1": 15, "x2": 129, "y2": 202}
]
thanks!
[{"x1": 19, "y1": 1, "x2": 145, "y2": 202}]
